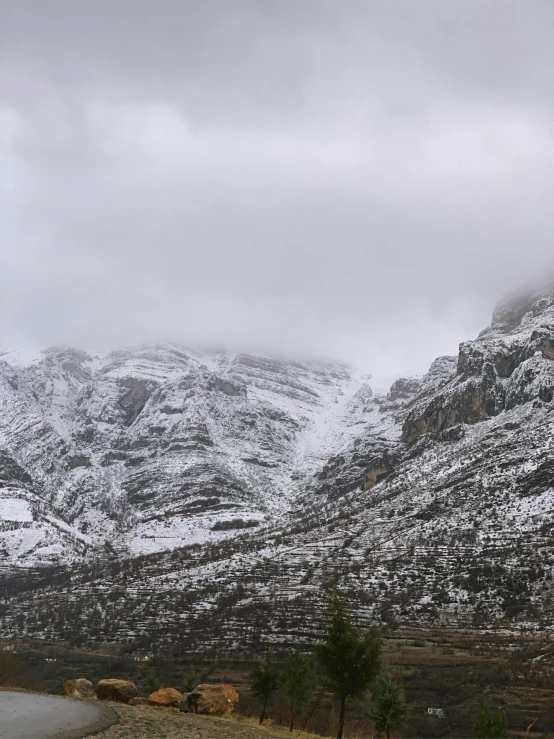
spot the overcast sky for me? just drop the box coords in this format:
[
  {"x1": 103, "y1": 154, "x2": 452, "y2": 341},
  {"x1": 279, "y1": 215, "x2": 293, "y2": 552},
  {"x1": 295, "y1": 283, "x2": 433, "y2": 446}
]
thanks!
[{"x1": 1, "y1": 1, "x2": 553, "y2": 386}]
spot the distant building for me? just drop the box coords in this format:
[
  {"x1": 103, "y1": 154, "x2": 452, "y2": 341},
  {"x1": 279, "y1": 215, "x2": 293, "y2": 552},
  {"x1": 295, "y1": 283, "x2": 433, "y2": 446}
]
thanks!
[
  {"x1": 133, "y1": 654, "x2": 151, "y2": 662},
  {"x1": 427, "y1": 707, "x2": 445, "y2": 718}
]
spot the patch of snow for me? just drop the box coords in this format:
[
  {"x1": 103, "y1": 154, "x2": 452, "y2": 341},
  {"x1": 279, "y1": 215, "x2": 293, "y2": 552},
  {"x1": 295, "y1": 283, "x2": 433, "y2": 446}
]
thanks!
[
  {"x1": 0, "y1": 348, "x2": 44, "y2": 367},
  {"x1": 0, "y1": 494, "x2": 33, "y2": 522}
]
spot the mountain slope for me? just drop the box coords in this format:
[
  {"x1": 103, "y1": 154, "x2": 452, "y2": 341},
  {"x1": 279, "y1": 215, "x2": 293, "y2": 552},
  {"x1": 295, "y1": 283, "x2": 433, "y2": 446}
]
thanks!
[
  {"x1": 3, "y1": 287, "x2": 554, "y2": 651},
  {"x1": 4, "y1": 288, "x2": 554, "y2": 649},
  {"x1": 0, "y1": 344, "x2": 374, "y2": 565}
]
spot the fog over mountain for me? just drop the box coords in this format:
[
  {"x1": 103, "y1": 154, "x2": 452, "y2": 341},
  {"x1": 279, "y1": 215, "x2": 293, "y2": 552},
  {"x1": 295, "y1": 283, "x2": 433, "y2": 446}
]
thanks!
[{"x1": 1, "y1": 1, "x2": 553, "y2": 385}]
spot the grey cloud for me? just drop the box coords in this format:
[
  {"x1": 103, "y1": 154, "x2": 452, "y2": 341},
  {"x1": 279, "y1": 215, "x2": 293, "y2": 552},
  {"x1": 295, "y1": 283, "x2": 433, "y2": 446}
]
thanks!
[{"x1": 1, "y1": 1, "x2": 553, "y2": 386}]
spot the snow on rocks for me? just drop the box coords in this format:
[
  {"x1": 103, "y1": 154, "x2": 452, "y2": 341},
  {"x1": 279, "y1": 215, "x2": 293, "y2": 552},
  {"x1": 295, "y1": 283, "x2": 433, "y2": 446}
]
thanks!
[{"x1": 0, "y1": 344, "x2": 377, "y2": 566}]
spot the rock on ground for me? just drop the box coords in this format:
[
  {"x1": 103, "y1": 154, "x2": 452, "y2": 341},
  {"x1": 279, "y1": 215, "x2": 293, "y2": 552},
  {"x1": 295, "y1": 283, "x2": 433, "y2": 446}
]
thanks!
[
  {"x1": 62, "y1": 678, "x2": 95, "y2": 699},
  {"x1": 96, "y1": 679, "x2": 138, "y2": 704},
  {"x1": 147, "y1": 688, "x2": 183, "y2": 708},
  {"x1": 187, "y1": 684, "x2": 239, "y2": 715}
]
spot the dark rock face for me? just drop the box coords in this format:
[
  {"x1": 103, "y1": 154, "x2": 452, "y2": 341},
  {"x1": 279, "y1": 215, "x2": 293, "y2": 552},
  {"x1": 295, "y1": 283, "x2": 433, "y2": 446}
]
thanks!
[
  {"x1": 66, "y1": 455, "x2": 91, "y2": 469},
  {"x1": 207, "y1": 377, "x2": 246, "y2": 397},
  {"x1": 0, "y1": 452, "x2": 33, "y2": 484},
  {"x1": 362, "y1": 449, "x2": 397, "y2": 490},
  {"x1": 118, "y1": 378, "x2": 153, "y2": 426},
  {"x1": 388, "y1": 377, "x2": 422, "y2": 401},
  {"x1": 402, "y1": 375, "x2": 502, "y2": 443},
  {"x1": 489, "y1": 291, "x2": 546, "y2": 333},
  {"x1": 315, "y1": 439, "x2": 393, "y2": 502}
]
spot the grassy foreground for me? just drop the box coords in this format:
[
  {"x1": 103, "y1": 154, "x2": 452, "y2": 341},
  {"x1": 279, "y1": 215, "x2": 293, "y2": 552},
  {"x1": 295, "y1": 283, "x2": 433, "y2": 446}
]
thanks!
[{"x1": 83, "y1": 702, "x2": 324, "y2": 739}]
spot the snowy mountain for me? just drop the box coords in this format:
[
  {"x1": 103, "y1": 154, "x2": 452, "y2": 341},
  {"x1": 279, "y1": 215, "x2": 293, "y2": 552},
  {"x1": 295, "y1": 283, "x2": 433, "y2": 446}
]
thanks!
[
  {"x1": 3, "y1": 286, "x2": 554, "y2": 650},
  {"x1": 0, "y1": 344, "x2": 375, "y2": 565}
]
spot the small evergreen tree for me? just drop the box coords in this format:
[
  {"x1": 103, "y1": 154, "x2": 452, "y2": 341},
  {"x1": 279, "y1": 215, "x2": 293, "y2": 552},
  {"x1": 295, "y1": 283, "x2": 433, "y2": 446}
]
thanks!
[
  {"x1": 279, "y1": 652, "x2": 317, "y2": 732},
  {"x1": 251, "y1": 650, "x2": 279, "y2": 724},
  {"x1": 370, "y1": 668, "x2": 407, "y2": 739},
  {"x1": 474, "y1": 707, "x2": 508, "y2": 738},
  {"x1": 145, "y1": 672, "x2": 162, "y2": 695},
  {"x1": 316, "y1": 589, "x2": 381, "y2": 739},
  {"x1": 181, "y1": 667, "x2": 200, "y2": 693}
]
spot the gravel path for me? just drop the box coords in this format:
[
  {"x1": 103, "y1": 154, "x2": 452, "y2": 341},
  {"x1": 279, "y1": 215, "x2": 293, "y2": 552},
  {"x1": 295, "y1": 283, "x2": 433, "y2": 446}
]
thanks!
[
  {"x1": 83, "y1": 703, "x2": 320, "y2": 739},
  {"x1": 0, "y1": 691, "x2": 118, "y2": 739}
]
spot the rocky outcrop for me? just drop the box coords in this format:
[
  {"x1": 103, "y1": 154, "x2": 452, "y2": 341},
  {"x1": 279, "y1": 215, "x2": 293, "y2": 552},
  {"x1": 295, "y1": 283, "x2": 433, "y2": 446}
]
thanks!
[
  {"x1": 362, "y1": 449, "x2": 398, "y2": 490},
  {"x1": 388, "y1": 377, "x2": 422, "y2": 402},
  {"x1": 66, "y1": 455, "x2": 91, "y2": 470},
  {"x1": 402, "y1": 290, "x2": 554, "y2": 444},
  {"x1": 505, "y1": 354, "x2": 554, "y2": 408},
  {"x1": 402, "y1": 375, "x2": 501, "y2": 443},
  {"x1": 118, "y1": 378, "x2": 153, "y2": 426},
  {"x1": 488, "y1": 290, "x2": 547, "y2": 334},
  {"x1": 207, "y1": 377, "x2": 246, "y2": 397},
  {"x1": 187, "y1": 684, "x2": 239, "y2": 715},
  {"x1": 0, "y1": 452, "x2": 33, "y2": 484},
  {"x1": 147, "y1": 687, "x2": 183, "y2": 708},
  {"x1": 62, "y1": 678, "x2": 95, "y2": 699},
  {"x1": 96, "y1": 679, "x2": 137, "y2": 703}
]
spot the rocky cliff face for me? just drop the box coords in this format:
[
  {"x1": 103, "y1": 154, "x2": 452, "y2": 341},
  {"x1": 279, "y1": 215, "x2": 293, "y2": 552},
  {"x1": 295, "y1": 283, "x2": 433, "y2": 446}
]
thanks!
[
  {"x1": 402, "y1": 290, "x2": 554, "y2": 444},
  {"x1": 0, "y1": 344, "x2": 374, "y2": 565}
]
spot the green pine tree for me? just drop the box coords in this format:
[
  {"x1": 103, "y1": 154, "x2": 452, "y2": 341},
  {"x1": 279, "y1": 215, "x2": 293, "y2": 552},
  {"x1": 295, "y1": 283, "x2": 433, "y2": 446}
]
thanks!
[
  {"x1": 145, "y1": 672, "x2": 162, "y2": 695},
  {"x1": 181, "y1": 667, "x2": 200, "y2": 694},
  {"x1": 474, "y1": 707, "x2": 508, "y2": 738},
  {"x1": 251, "y1": 650, "x2": 279, "y2": 724},
  {"x1": 370, "y1": 667, "x2": 407, "y2": 739},
  {"x1": 316, "y1": 589, "x2": 381, "y2": 739},
  {"x1": 279, "y1": 652, "x2": 317, "y2": 732}
]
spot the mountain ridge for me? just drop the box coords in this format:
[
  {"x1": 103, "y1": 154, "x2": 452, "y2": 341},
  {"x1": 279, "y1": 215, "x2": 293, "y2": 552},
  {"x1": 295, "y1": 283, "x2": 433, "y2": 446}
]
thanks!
[
  {"x1": 3, "y1": 285, "x2": 554, "y2": 651},
  {"x1": 0, "y1": 343, "x2": 374, "y2": 565}
]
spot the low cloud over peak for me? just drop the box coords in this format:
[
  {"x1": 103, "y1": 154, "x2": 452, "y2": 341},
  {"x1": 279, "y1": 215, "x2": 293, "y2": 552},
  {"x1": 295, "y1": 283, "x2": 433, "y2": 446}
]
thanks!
[{"x1": 1, "y1": 1, "x2": 553, "y2": 386}]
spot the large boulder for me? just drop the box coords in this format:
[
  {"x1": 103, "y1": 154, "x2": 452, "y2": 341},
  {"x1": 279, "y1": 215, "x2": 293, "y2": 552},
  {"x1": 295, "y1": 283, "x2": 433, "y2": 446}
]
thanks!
[
  {"x1": 62, "y1": 678, "x2": 95, "y2": 699},
  {"x1": 147, "y1": 687, "x2": 183, "y2": 708},
  {"x1": 96, "y1": 679, "x2": 138, "y2": 703},
  {"x1": 187, "y1": 684, "x2": 239, "y2": 716}
]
